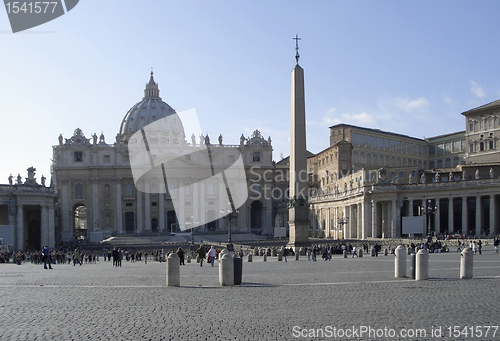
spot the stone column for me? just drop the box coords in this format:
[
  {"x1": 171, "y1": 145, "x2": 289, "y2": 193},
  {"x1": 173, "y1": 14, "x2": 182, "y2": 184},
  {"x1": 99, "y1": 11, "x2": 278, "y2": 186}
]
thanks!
[
  {"x1": 490, "y1": 195, "x2": 496, "y2": 235},
  {"x1": 61, "y1": 179, "x2": 71, "y2": 241},
  {"x1": 159, "y1": 187, "x2": 165, "y2": 233},
  {"x1": 16, "y1": 204, "x2": 23, "y2": 251},
  {"x1": 462, "y1": 197, "x2": 468, "y2": 235},
  {"x1": 200, "y1": 181, "x2": 205, "y2": 230},
  {"x1": 193, "y1": 181, "x2": 200, "y2": 228},
  {"x1": 448, "y1": 197, "x2": 454, "y2": 234},
  {"x1": 91, "y1": 179, "x2": 99, "y2": 233},
  {"x1": 115, "y1": 180, "x2": 122, "y2": 233},
  {"x1": 371, "y1": 200, "x2": 377, "y2": 238},
  {"x1": 434, "y1": 198, "x2": 440, "y2": 236},
  {"x1": 363, "y1": 200, "x2": 370, "y2": 239},
  {"x1": 357, "y1": 203, "x2": 362, "y2": 238},
  {"x1": 391, "y1": 199, "x2": 398, "y2": 238},
  {"x1": 144, "y1": 182, "x2": 151, "y2": 232},
  {"x1": 41, "y1": 204, "x2": 48, "y2": 247},
  {"x1": 381, "y1": 202, "x2": 386, "y2": 238},
  {"x1": 178, "y1": 179, "x2": 185, "y2": 232},
  {"x1": 409, "y1": 198, "x2": 414, "y2": 217},
  {"x1": 137, "y1": 184, "x2": 143, "y2": 232},
  {"x1": 48, "y1": 205, "x2": 55, "y2": 248},
  {"x1": 476, "y1": 195, "x2": 481, "y2": 237},
  {"x1": 265, "y1": 194, "x2": 273, "y2": 235}
]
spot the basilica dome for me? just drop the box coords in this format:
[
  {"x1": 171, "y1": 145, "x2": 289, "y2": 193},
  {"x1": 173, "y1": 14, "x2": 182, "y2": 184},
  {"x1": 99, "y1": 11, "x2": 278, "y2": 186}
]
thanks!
[{"x1": 119, "y1": 72, "x2": 184, "y2": 141}]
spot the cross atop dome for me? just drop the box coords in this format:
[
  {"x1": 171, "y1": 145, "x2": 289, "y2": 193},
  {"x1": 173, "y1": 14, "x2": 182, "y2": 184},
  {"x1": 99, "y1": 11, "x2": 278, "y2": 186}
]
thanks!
[{"x1": 144, "y1": 70, "x2": 161, "y2": 99}]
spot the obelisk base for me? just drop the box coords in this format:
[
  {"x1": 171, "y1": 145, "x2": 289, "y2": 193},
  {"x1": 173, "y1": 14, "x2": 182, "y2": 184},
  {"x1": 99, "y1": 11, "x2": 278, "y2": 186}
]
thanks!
[{"x1": 287, "y1": 205, "x2": 310, "y2": 252}]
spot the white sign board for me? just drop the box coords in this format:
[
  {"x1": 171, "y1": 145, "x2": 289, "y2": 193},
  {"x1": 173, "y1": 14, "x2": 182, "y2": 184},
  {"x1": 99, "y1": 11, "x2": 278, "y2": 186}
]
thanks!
[
  {"x1": 402, "y1": 216, "x2": 425, "y2": 235},
  {"x1": 274, "y1": 226, "x2": 287, "y2": 238}
]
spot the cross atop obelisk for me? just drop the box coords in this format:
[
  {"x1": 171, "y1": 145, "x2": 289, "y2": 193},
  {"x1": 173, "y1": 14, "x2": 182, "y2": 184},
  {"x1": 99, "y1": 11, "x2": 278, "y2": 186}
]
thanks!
[
  {"x1": 287, "y1": 35, "x2": 309, "y2": 251},
  {"x1": 293, "y1": 34, "x2": 301, "y2": 64}
]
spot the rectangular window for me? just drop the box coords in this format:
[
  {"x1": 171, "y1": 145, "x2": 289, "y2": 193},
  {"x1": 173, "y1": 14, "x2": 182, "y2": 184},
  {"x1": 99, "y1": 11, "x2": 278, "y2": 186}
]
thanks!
[
  {"x1": 480, "y1": 120, "x2": 485, "y2": 130},
  {"x1": 429, "y1": 145, "x2": 435, "y2": 155},
  {"x1": 152, "y1": 202, "x2": 157, "y2": 207},
  {"x1": 489, "y1": 140, "x2": 494, "y2": 149},
  {"x1": 399, "y1": 170, "x2": 405, "y2": 178},
  {"x1": 445, "y1": 142, "x2": 452, "y2": 154},
  {"x1": 470, "y1": 144, "x2": 474, "y2": 153},
  {"x1": 125, "y1": 203, "x2": 133, "y2": 207},
  {"x1": 74, "y1": 151, "x2": 83, "y2": 162},
  {"x1": 453, "y1": 140, "x2": 461, "y2": 152},
  {"x1": 469, "y1": 122, "x2": 474, "y2": 132},
  {"x1": 436, "y1": 144, "x2": 444, "y2": 155},
  {"x1": 253, "y1": 152, "x2": 261, "y2": 162}
]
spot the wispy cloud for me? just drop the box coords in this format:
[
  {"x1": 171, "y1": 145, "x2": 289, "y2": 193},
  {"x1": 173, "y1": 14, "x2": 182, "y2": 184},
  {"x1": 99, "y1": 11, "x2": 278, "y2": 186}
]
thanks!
[
  {"x1": 322, "y1": 107, "x2": 375, "y2": 126},
  {"x1": 470, "y1": 80, "x2": 486, "y2": 98},
  {"x1": 395, "y1": 97, "x2": 429, "y2": 112}
]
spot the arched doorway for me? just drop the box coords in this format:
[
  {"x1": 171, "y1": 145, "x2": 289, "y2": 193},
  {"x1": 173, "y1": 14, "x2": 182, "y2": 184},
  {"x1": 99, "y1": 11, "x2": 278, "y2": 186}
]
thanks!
[
  {"x1": 251, "y1": 201, "x2": 263, "y2": 234},
  {"x1": 73, "y1": 204, "x2": 87, "y2": 237}
]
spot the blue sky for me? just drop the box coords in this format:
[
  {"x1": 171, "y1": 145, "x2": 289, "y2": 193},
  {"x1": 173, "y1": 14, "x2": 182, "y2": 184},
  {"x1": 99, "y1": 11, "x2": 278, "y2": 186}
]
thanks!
[{"x1": 1, "y1": 1, "x2": 500, "y2": 184}]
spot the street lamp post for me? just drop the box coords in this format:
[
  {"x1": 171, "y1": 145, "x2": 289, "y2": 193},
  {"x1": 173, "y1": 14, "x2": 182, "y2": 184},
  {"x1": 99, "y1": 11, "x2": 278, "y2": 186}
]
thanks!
[
  {"x1": 337, "y1": 216, "x2": 349, "y2": 240},
  {"x1": 221, "y1": 204, "x2": 238, "y2": 252},
  {"x1": 184, "y1": 216, "x2": 199, "y2": 250},
  {"x1": 421, "y1": 199, "x2": 438, "y2": 240}
]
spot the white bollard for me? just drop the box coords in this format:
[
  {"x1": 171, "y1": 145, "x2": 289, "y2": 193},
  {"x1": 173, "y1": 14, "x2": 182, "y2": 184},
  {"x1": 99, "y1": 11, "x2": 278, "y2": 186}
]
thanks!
[
  {"x1": 219, "y1": 253, "x2": 234, "y2": 286},
  {"x1": 394, "y1": 245, "x2": 406, "y2": 278},
  {"x1": 166, "y1": 253, "x2": 180, "y2": 287},
  {"x1": 460, "y1": 248, "x2": 474, "y2": 279},
  {"x1": 415, "y1": 249, "x2": 429, "y2": 281},
  {"x1": 247, "y1": 254, "x2": 252, "y2": 262}
]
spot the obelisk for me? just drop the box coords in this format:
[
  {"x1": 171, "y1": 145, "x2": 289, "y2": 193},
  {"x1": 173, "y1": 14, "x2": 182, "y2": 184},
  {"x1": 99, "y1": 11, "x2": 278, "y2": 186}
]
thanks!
[{"x1": 288, "y1": 35, "x2": 310, "y2": 250}]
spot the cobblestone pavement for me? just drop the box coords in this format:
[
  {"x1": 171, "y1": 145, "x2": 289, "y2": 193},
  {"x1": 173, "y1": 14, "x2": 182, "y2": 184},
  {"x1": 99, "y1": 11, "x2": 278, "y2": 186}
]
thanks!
[{"x1": 1, "y1": 247, "x2": 500, "y2": 341}]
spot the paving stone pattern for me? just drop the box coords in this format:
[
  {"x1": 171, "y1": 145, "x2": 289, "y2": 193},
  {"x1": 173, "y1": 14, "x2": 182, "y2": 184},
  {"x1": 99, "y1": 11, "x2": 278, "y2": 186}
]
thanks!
[{"x1": 1, "y1": 247, "x2": 500, "y2": 340}]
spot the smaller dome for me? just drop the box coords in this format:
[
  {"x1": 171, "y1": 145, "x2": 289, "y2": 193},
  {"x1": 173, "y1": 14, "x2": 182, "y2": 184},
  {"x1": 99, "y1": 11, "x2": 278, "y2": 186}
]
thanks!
[{"x1": 119, "y1": 72, "x2": 184, "y2": 141}]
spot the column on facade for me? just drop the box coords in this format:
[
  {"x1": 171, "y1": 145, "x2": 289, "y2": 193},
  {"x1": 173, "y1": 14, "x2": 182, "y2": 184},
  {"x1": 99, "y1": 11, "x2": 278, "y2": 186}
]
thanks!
[
  {"x1": 16, "y1": 204, "x2": 23, "y2": 250},
  {"x1": 41, "y1": 204, "x2": 48, "y2": 247},
  {"x1": 327, "y1": 208, "x2": 331, "y2": 238},
  {"x1": 48, "y1": 205, "x2": 55, "y2": 248},
  {"x1": 391, "y1": 199, "x2": 398, "y2": 238},
  {"x1": 409, "y1": 198, "x2": 414, "y2": 217},
  {"x1": 178, "y1": 179, "x2": 185, "y2": 231},
  {"x1": 363, "y1": 200, "x2": 370, "y2": 239},
  {"x1": 265, "y1": 192, "x2": 273, "y2": 235},
  {"x1": 91, "y1": 179, "x2": 99, "y2": 233},
  {"x1": 144, "y1": 181, "x2": 151, "y2": 232},
  {"x1": 115, "y1": 180, "x2": 123, "y2": 233},
  {"x1": 348, "y1": 205, "x2": 353, "y2": 239},
  {"x1": 137, "y1": 183, "x2": 143, "y2": 233},
  {"x1": 371, "y1": 200, "x2": 377, "y2": 238},
  {"x1": 356, "y1": 203, "x2": 362, "y2": 239},
  {"x1": 159, "y1": 187, "x2": 165, "y2": 233},
  {"x1": 381, "y1": 202, "x2": 386, "y2": 238},
  {"x1": 462, "y1": 196, "x2": 468, "y2": 235},
  {"x1": 61, "y1": 179, "x2": 71, "y2": 240},
  {"x1": 193, "y1": 181, "x2": 200, "y2": 229},
  {"x1": 490, "y1": 195, "x2": 496, "y2": 235},
  {"x1": 434, "y1": 198, "x2": 440, "y2": 236},
  {"x1": 475, "y1": 195, "x2": 481, "y2": 237},
  {"x1": 200, "y1": 181, "x2": 205, "y2": 230},
  {"x1": 448, "y1": 197, "x2": 454, "y2": 234}
]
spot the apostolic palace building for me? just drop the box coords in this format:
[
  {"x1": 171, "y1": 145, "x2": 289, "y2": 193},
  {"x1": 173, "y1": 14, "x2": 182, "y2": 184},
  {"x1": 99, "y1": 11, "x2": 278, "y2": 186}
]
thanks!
[{"x1": 1, "y1": 71, "x2": 500, "y2": 250}]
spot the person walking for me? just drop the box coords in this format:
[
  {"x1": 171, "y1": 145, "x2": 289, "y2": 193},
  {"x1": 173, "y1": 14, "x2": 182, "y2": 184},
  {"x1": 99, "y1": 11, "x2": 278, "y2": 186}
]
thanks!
[
  {"x1": 283, "y1": 247, "x2": 289, "y2": 262},
  {"x1": 494, "y1": 237, "x2": 499, "y2": 253},
  {"x1": 352, "y1": 246, "x2": 358, "y2": 258},
  {"x1": 177, "y1": 247, "x2": 185, "y2": 265},
  {"x1": 41, "y1": 246, "x2": 52, "y2": 269},
  {"x1": 207, "y1": 246, "x2": 217, "y2": 267},
  {"x1": 196, "y1": 245, "x2": 206, "y2": 267}
]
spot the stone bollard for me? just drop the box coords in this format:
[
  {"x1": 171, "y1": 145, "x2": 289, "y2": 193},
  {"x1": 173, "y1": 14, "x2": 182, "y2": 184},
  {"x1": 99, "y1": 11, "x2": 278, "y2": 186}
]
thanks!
[
  {"x1": 460, "y1": 248, "x2": 474, "y2": 279},
  {"x1": 278, "y1": 252, "x2": 283, "y2": 261},
  {"x1": 409, "y1": 252, "x2": 416, "y2": 279},
  {"x1": 219, "y1": 253, "x2": 234, "y2": 286},
  {"x1": 233, "y1": 256, "x2": 243, "y2": 285},
  {"x1": 343, "y1": 250, "x2": 347, "y2": 258},
  {"x1": 415, "y1": 249, "x2": 429, "y2": 281},
  {"x1": 359, "y1": 249, "x2": 363, "y2": 257},
  {"x1": 394, "y1": 245, "x2": 406, "y2": 278},
  {"x1": 263, "y1": 254, "x2": 267, "y2": 262},
  {"x1": 247, "y1": 254, "x2": 252, "y2": 262},
  {"x1": 295, "y1": 251, "x2": 300, "y2": 260},
  {"x1": 272, "y1": 247, "x2": 277, "y2": 257},
  {"x1": 186, "y1": 255, "x2": 192, "y2": 263},
  {"x1": 166, "y1": 253, "x2": 180, "y2": 287},
  {"x1": 384, "y1": 248, "x2": 388, "y2": 256},
  {"x1": 371, "y1": 248, "x2": 376, "y2": 257}
]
